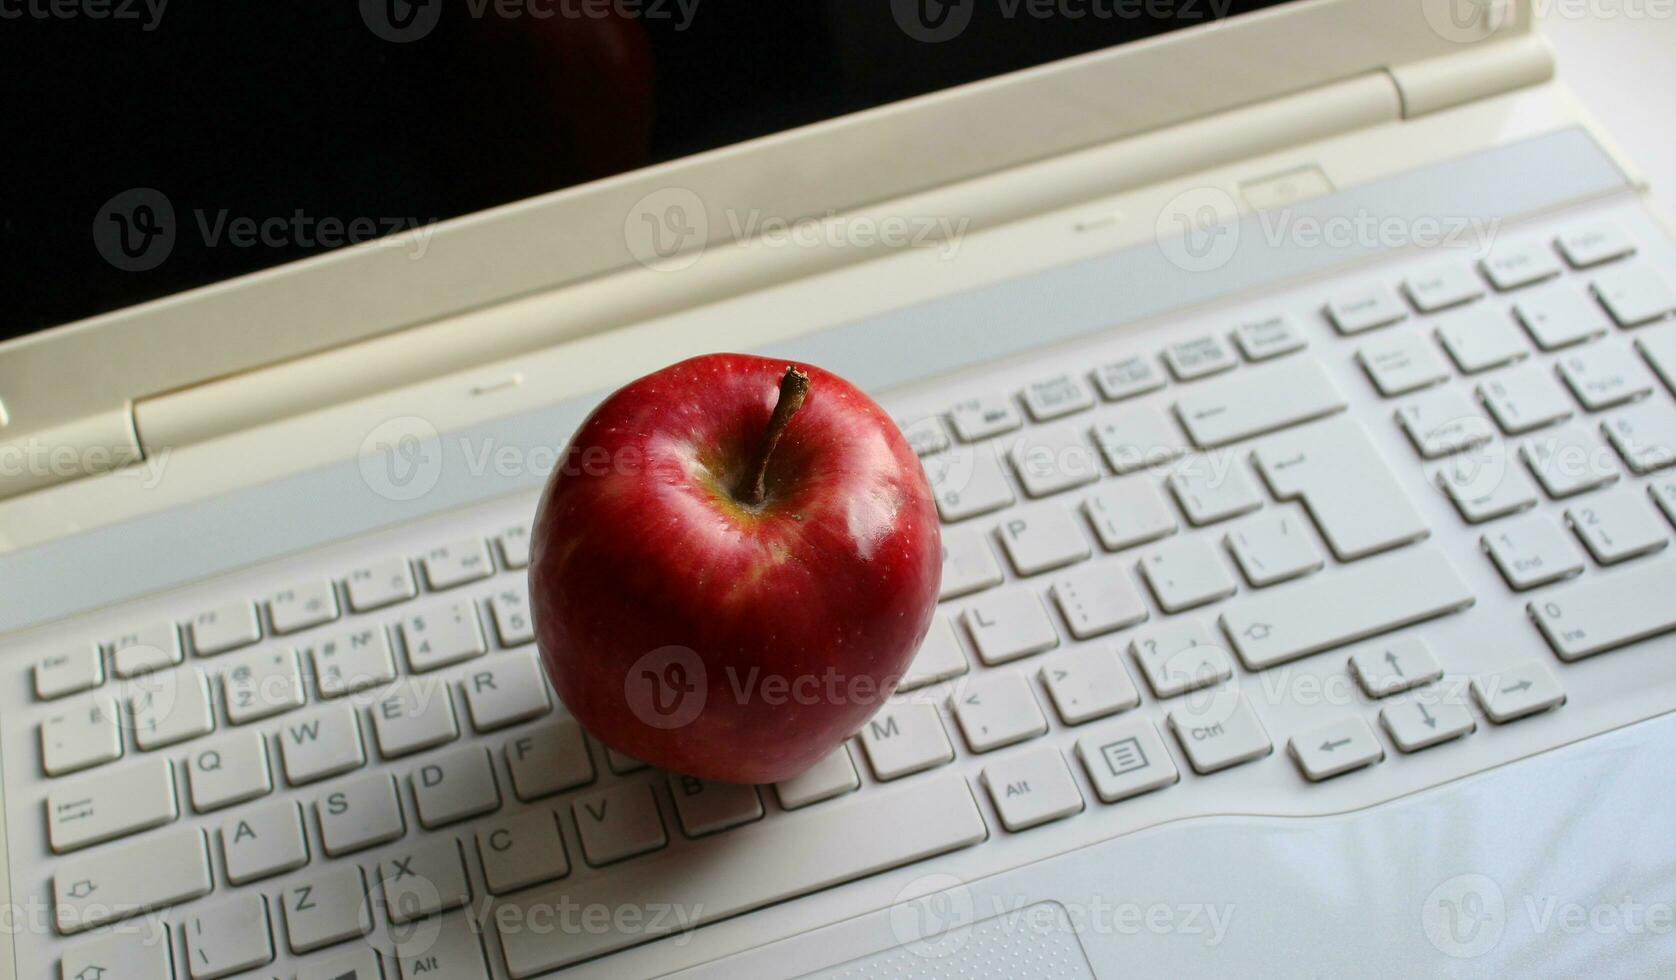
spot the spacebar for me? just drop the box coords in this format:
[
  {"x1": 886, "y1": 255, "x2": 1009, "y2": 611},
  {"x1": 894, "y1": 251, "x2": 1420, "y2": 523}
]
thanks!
[
  {"x1": 1220, "y1": 548, "x2": 1475, "y2": 670},
  {"x1": 493, "y1": 772, "x2": 989, "y2": 977}
]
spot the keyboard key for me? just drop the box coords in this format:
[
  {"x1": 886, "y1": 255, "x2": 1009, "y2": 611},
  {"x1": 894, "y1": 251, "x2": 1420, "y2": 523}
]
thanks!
[
  {"x1": 373, "y1": 680, "x2": 460, "y2": 758},
  {"x1": 1381, "y1": 695, "x2": 1475, "y2": 752},
  {"x1": 132, "y1": 668, "x2": 215, "y2": 749},
  {"x1": 1093, "y1": 354, "x2": 1167, "y2": 400},
  {"x1": 478, "y1": 810, "x2": 570, "y2": 895},
  {"x1": 48, "y1": 756, "x2": 176, "y2": 852},
  {"x1": 1603, "y1": 399, "x2": 1676, "y2": 474},
  {"x1": 952, "y1": 671, "x2": 1048, "y2": 752},
  {"x1": 1359, "y1": 332, "x2": 1451, "y2": 397},
  {"x1": 306, "y1": 625, "x2": 397, "y2": 698},
  {"x1": 1403, "y1": 264, "x2": 1484, "y2": 312},
  {"x1": 1522, "y1": 423, "x2": 1619, "y2": 497},
  {"x1": 939, "y1": 525, "x2": 1004, "y2": 600},
  {"x1": 1478, "y1": 363, "x2": 1575, "y2": 434},
  {"x1": 997, "y1": 504, "x2": 1091, "y2": 576},
  {"x1": 267, "y1": 580, "x2": 341, "y2": 635},
  {"x1": 1008, "y1": 424, "x2": 1102, "y2": 497},
  {"x1": 1040, "y1": 646, "x2": 1140, "y2": 724},
  {"x1": 1530, "y1": 556, "x2": 1676, "y2": 660},
  {"x1": 1289, "y1": 717, "x2": 1383, "y2": 781},
  {"x1": 60, "y1": 918, "x2": 172, "y2": 980},
  {"x1": 860, "y1": 702, "x2": 954, "y2": 780},
  {"x1": 281, "y1": 703, "x2": 366, "y2": 785},
  {"x1": 1162, "y1": 335, "x2": 1237, "y2": 380},
  {"x1": 413, "y1": 746, "x2": 502, "y2": 829},
  {"x1": 1139, "y1": 537, "x2": 1238, "y2": 613},
  {"x1": 1657, "y1": 478, "x2": 1676, "y2": 527},
  {"x1": 1049, "y1": 564, "x2": 1149, "y2": 639},
  {"x1": 1556, "y1": 223, "x2": 1635, "y2": 268},
  {"x1": 964, "y1": 587, "x2": 1059, "y2": 664},
  {"x1": 1021, "y1": 373, "x2": 1095, "y2": 420},
  {"x1": 489, "y1": 582, "x2": 536, "y2": 646},
  {"x1": 317, "y1": 773, "x2": 405, "y2": 856},
  {"x1": 1129, "y1": 619, "x2": 1233, "y2": 698},
  {"x1": 300, "y1": 948, "x2": 384, "y2": 980},
  {"x1": 1472, "y1": 661, "x2": 1565, "y2": 723},
  {"x1": 422, "y1": 538, "x2": 494, "y2": 590},
  {"x1": 1092, "y1": 406, "x2": 1187, "y2": 475},
  {"x1": 112, "y1": 622, "x2": 183, "y2": 677},
  {"x1": 1567, "y1": 490, "x2": 1669, "y2": 564},
  {"x1": 1174, "y1": 357, "x2": 1347, "y2": 448},
  {"x1": 1558, "y1": 343, "x2": 1657, "y2": 410},
  {"x1": 669, "y1": 775, "x2": 764, "y2": 836},
  {"x1": 1436, "y1": 306, "x2": 1529, "y2": 373},
  {"x1": 398, "y1": 911, "x2": 489, "y2": 980},
  {"x1": 926, "y1": 445, "x2": 1015, "y2": 521},
  {"x1": 1481, "y1": 240, "x2": 1562, "y2": 291},
  {"x1": 1639, "y1": 325, "x2": 1676, "y2": 393},
  {"x1": 40, "y1": 693, "x2": 121, "y2": 776},
  {"x1": 401, "y1": 599, "x2": 488, "y2": 672},
  {"x1": 188, "y1": 730, "x2": 273, "y2": 811},
  {"x1": 461, "y1": 649, "x2": 552, "y2": 731},
  {"x1": 282, "y1": 865, "x2": 371, "y2": 952},
  {"x1": 506, "y1": 718, "x2": 595, "y2": 800},
  {"x1": 1483, "y1": 515, "x2": 1586, "y2": 591},
  {"x1": 1222, "y1": 547, "x2": 1475, "y2": 671},
  {"x1": 1326, "y1": 285, "x2": 1407, "y2": 334},
  {"x1": 573, "y1": 783, "x2": 667, "y2": 865},
  {"x1": 1513, "y1": 283, "x2": 1611, "y2": 349},
  {"x1": 1084, "y1": 479, "x2": 1178, "y2": 551},
  {"x1": 983, "y1": 745, "x2": 1084, "y2": 831},
  {"x1": 382, "y1": 837, "x2": 472, "y2": 923},
  {"x1": 774, "y1": 746, "x2": 861, "y2": 810},
  {"x1": 222, "y1": 800, "x2": 309, "y2": 885},
  {"x1": 189, "y1": 600, "x2": 261, "y2": 656},
  {"x1": 34, "y1": 644, "x2": 103, "y2": 700},
  {"x1": 1167, "y1": 460, "x2": 1263, "y2": 526},
  {"x1": 54, "y1": 827, "x2": 211, "y2": 935},
  {"x1": 899, "y1": 415, "x2": 951, "y2": 457},
  {"x1": 1225, "y1": 512, "x2": 1324, "y2": 587},
  {"x1": 899, "y1": 613, "x2": 969, "y2": 690},
  {"x1": 1349, "y1": 636, "x2": 1444, "y2": 698},
  {"x1": 221, "y1": 647, "x2": 306, "y2": 724},
  {"x1": 346, "y1": 556, "x2": 418, "y2": 611},
  {"x1": 497, "y1": 522, "x2": 533, "y2": 569},
  {"x1": 1254, "y1": 416, "x2": 1429, "y2": 561},
  {"x1": 184, "y1": 894, "x2": 274, "y2": 979},
  {"x1": 1076, "y1": 717, "x2": 1179, "y2": 802},
  {"x1": 1169, "y1": 693, "x2": 1272, "y2": 773},
  {"x1": 1233, "y1": 314, "x2": 1308, "y2": 361},
  {"x1": 1397, "y1": 387, "x2": 1495, "y2": 459},
  {"x1": 1436, "y1": 443, "x2": 1540, "y2": 523},
  {"x1": 949, "y1": 393, "x2": 1023, "y2": 441},
  {"x1": 1593, "y1": 265, "x2": 1676, "y2": 327}
]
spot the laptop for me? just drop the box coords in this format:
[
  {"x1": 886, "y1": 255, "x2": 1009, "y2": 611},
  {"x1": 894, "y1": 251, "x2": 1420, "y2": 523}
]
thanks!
[{"x1": 5, "y1": 1, "x2": 1676, "y2": 977}]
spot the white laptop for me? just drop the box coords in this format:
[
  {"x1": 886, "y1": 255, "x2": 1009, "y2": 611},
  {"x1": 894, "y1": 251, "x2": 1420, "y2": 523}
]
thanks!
[{"x1": 5, "y1": 1, "x2": 1676, "y2": 977}]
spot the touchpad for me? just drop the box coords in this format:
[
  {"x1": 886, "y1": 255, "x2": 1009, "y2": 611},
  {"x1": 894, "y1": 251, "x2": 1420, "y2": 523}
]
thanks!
[{"x1": 797, "y1": 900, "x2": 1096, "y2": 980}]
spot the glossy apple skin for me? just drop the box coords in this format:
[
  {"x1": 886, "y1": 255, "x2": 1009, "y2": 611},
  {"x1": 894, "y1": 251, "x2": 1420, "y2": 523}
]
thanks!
[{"x1": 530, "y1": 354, "x2": 941, "y2": 784}]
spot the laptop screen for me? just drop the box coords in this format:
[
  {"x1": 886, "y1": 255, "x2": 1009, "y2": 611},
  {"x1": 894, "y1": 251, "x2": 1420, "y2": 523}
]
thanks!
[{"x1": 6, "y1": 0, "x2": 1290, "y2": 340}]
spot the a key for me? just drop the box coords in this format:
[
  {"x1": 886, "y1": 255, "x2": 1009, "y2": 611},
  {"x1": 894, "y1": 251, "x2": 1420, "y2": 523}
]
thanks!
[
  {"x1": 497, "y1": 522, "x2": 534, "y2": 569},
  {"x1": 926, "y1": 445, "x2": 1015, "y2": 521},
  {"x1": 948, "y1": 393, "x2": 1023, "y2": 441},
  {"x1": 34, "y1": 644, "x2": 103, "y2": 700},
  {"x1": 489, "y1": 582, "x2": 536, "y2": 646},
  {"x1": 774, "y1": 746, "x2": 860, "y2": 810},
  {"x1": 1556, "y1": 223, "x2": 1635, "y2": 268},
  {"x1": 1093, "y1": 354, "x2": 1167, "y2": 400},
  {"x1": 1482, "y1": 240, "x2": 1563, "y2": 292},
  {"x1": 188, "y1": 729, "x2": 272, "y2": 811},
  {"x1": 382, "y1": 836, "x2": 472, "y2": 923},
  {"x1": 54, "y1": 827, "x2": 211, "y2": 934},
  {"x1": 1403, "y1": 264, "x2": 1484, "y2": 313},
  {"x1": 1558, "y1": 343, "x2": 1657, "y2": 411},
  {"x1": 1049, "y1": 564, "x2": 1149, "y2": 639},
  {"x1": 300, "y1": 948, "x2": 385, "y2": 980},
  {"x1": 952, "y1": 671, "x2": 1048, "y2": 752},
  {"x1": 1021, "y1": 373, "x2": 1095, "y2": 421},
  {"x1": 1162, "y1": 335, "x2": 1237, "y2": 380},
  {"x1": 345, "y1": 556, "x2": 418, "y2": 611},
  {"x1": 1594, "y1": 265, "x2": 1676, "y2": 328},
  {"x1": 1381, "y1": 694, "x2": 1475, "y2": 752},
  {"x1": 1091, "y1": 406, "x2": 1187, "y2": 474},
  {"x1": 222, "y1": 800, "x2": 309, "y2": 884},
  {"x1": 1349, "y1": 636, "x2": 1444, "y2": 698},
  {"x1": 1174, "y1": 356, "x2": 1346, "y2": 447},
  {"x1": 1513, "y1": 283, "x2": 1611, "y2": 349},
  {"x1": 963, "y1": 587, "x2": 1060, "y2": 664},
  {"x1": 306, "y1": 625, "x2": 397, "y2": 698},
  {"x1": 1522, "y1": 423, "x2": 1619, "y2": 497},
  {"x1": 372, "y1": 679, "x2": 460, "y2": 757},
  {"x1": 267, "y1": 580, "x2": 341, "y2": 635},
  {"x1": 1168, "y1": 692, "x2": 1272, "y2": 773},
  {"x1": 47, "y1": 755, "x2": 176, "y2": 851},
  {"x1": 185, "y1": 894, "x2": 275, "y2": 979},
  {"x1": 983, "y1": 745, "x2": 1085, "y2": 831},
  {"x1": 939, "y1": 525, "x2": 1004, "y2": 600},
  {"x1": 1007, "y1": 424, "x2": 1102, "y2": 497},
  {"x1": 1639, "y1": 325, "x2": 1676, "y2": 392},
  {"x1": 996, "y1": 504, "x2": 1091, "y2": 575},
  {"x1": 317, "y1": 773, "x2": 406, "y2": 856},
  {"x1": 1167, "y1": 460, "x2": 1263, "y2": 526},
  {"x1": 421, "y1": 537, "x2": 494, "y2": 590},
  {"x1": 1472, "y1": 661, "x2": 1566, "y2": 723},
  {"x1": 132, "y1": 669, "x2": 215, "y2": 750},
  {"x1": 1567, "y1": 491, "x2": 1670, "y2": 564},
  {"x1": 898, "y1": 415, "x2": 951, "y2": 457},
  {"x1": 1221, "y1": 547, "x2": 1475, "y2": 670},
  {"x1": 859, "y1": 702, "x2": 954, "y2": 780},
  {"x1": 1289, "y1": 717, "x2": 1383, "y2": 782},
  {"x1": 1397, "y1": 387, "x2": 1495, "y2": 459},
  {"x1": 899, "y1": 613, "x2": 969, "y2": 690},
  {"x1": 1359, "y1": 331, "x2": 1451, "y2": 397},
  {"x1": 189, "y1": 600, "x2": 261, "y2": 657},
  {"x1": 1254, "y1": 417, "x2": 1429, "y2": 561},
  {"x1": 1436, "y1": 306, "x2": 1529, "y2": 373},
  {"x1": 1129, "y1": 618, "x2": 1233, "y2": 697},
  {"x1": 1436, "y1": 443, "x2": 1540, "y2": 523},
  {"x1": 40, "y1": 692, "x2": 121, "y2": 777},
  {"x1": 1040, "y1": 646, "x2": 1140, "y2": 724},
  {"x1": 221, "y1": 647, "x2": 306, "y2": 724},
  {"x1": 1478, "y1": 363, "x2": 1575, "y2": 434},
  {"x1": 669, "y1": 775, "x2": 765, "y2": 836},
  {"x1": 1226, "y1": 512, "x2": 1324, "y2": 586},
  {"x1": 505, "y1": 718, "x2": 595, "y2": 800},
  {"x1": 281, "y1": 865, "x2": 372, "y2": 952},
  {"x1": 60, "y1": 918, "x2": 172, "y2": 980},
  {"x1": 401, "y1": 599, "x2": 487, "y2": 672},
  {"x1": 1084, "y1": 479, "x2": 1178, "y2": 551},
  {"x1": 1326, "y1": 285, "x2": 1407, "y2": 334},
  {"x1": 283, "y1": 864, "x2": 372, "y2": 944},
  {"x1": 412, "y1": 745, "x2": 502, "y2": 829},
  {"x1": 1233, "y1": 314, "x2": 1308, "y2": 361},
  {"x1": 478, "y1": 810, "x2": 571, "y2": 895},
  {"x1": 1603, "y1": 399, "x2": 1676, "y2": 474},
  {"x1": 397, "y1": 911, "x2": 489, "y2": 980},
  {"x1": 461, "y1": 649, "x2": 552, "y2": 731},
  {"x1": 1138, "y1": 536, "x2": 1238, "y2": 613},
  {"x1": 281, "y1": 703, "x2": 367, "y2": 784},
  {"x1": 112, "y1": 622, "x2": 183, "y2": 677},
  {"x1": 1530, "y1": 556, "x2": 1676, "y2": 660},
  {"x1": 572, "y1": 782, "x2": 667, "y2": 865},
  {"x1": 1075, "y1": 716, "x2": 1179, "y2": 803}
]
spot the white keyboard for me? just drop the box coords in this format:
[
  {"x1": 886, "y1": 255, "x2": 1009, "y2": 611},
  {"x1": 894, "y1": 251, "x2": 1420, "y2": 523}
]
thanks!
[{"x1": 7, "y1": 213, "x2": 1676, "y2": 980}]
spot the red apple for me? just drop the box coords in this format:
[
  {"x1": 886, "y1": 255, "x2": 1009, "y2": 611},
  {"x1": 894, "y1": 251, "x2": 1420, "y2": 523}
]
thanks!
[{"x1": 529, "y1": 354, "x2": 942, "y2": 784}]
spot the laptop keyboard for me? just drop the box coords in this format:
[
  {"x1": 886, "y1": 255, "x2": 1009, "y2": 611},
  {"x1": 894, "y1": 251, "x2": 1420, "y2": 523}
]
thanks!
[{"x1": 9, "y1": 214, "x2": 1676, "y2": 979}]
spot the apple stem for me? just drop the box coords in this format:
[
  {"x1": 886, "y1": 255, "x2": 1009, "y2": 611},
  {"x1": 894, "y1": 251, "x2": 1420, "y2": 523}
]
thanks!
[{"x1": 740, "y1": 366, "x2": 810, "y2": 507}]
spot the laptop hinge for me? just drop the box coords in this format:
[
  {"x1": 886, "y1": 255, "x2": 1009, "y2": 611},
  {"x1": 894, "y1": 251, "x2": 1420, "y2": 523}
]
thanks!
[{"x1": 1389, "y1": 32, "x2": 1554, "y2": 119}]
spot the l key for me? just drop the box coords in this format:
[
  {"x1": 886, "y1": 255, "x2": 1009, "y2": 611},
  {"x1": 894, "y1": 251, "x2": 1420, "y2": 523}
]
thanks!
[{"x1": 1254, "y1": 417, "x2": 1429, "y2": 561}]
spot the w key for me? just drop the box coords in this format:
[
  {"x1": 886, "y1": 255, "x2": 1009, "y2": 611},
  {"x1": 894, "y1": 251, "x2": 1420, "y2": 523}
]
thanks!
[{"x1": 1255, "y1": 417, "x2": 1429, "y2": 561}]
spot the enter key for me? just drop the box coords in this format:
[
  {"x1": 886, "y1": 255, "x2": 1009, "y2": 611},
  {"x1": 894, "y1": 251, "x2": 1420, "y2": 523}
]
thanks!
[{"x1": 1254, "y1": 416, "x2": 1430, "y2": 561}]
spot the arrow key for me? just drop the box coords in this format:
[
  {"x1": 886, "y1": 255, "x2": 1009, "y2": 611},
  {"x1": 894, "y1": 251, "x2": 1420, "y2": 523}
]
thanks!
[
  {"x1": 1349, "y1": 636, "x2": 1444, "y2": 698},
  {"x1": 1288, "y1": 717, "x2": 1383, "y2": 782},
  {"x1": 1472, "y1": 661, "x2": 1566, "y2": 723},
  {"x1": 1380, "y1": 692, "x2": 1475, "y2": 752}
]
